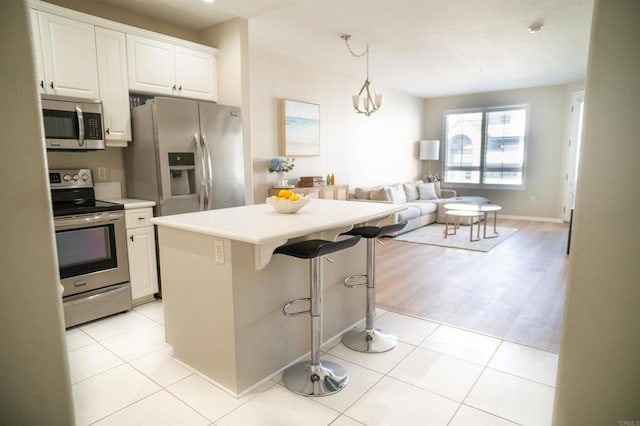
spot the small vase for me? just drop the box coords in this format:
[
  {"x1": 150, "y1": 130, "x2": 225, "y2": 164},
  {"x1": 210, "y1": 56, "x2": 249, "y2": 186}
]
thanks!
[{"x1": 274, "y1": 171, "x2": 287, "y2": 188}]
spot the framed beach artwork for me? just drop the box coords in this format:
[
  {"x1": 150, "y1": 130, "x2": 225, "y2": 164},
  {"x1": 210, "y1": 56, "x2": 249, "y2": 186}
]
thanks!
[{"x1": 279, "y1": 99, "x2": 320, "y2": 156}]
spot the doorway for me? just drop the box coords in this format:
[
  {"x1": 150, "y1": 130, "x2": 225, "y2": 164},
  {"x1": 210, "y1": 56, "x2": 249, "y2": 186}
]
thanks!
[{"x1": 563, "y1": 91, "x2": 585, "y2": 222}]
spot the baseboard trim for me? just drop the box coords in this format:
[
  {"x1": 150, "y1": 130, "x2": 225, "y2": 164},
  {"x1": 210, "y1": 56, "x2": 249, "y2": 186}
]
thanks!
[{"x1": 499, "y1": 214, "x2": 565, "y2": 223}]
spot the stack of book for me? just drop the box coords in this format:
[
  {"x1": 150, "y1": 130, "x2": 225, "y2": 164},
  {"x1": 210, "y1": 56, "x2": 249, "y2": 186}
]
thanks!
[{"x1": 298, "y1": 176, "x2": 326, "y2": 187}]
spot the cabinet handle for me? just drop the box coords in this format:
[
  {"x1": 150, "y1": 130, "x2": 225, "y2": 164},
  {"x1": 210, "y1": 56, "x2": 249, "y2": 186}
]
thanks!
[
  {"x1": 50, "y1": 81, "x2": 54, "y2": 89},
  {"x1": 178, "y1": 85, "x2": 182, "y2": 91},
  {"x1": 172, "y1": 84, "x2": 176, "y2": 90},
  {"x1": 130, "y1": 235, "x2": 134, "y2": 242},
  {"x1": 106, "y1": 128, "x2": 110, "y2": 135},
  {"x1": 40, "y1": 80, "x2": 44, "y2": 89}
]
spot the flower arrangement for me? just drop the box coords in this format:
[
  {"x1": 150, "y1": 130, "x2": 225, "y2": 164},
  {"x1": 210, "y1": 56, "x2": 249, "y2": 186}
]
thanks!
[{"x1": 268, "y1": 157, "x2": 295, "y2": 173}]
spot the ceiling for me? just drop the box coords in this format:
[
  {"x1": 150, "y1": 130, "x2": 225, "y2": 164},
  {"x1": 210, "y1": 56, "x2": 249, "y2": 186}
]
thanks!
[{"x1": 95, "y1": 0, "x2": 594, "y2": 98}]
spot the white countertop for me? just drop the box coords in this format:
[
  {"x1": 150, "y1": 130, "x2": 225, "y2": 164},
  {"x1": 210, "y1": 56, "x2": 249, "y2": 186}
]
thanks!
[
  {"x1": 151, "y1": 199, "x2": 404, "y2": 245},
  {"x1": 102, "y1": 198, "x2": 156, "y2": 209}
]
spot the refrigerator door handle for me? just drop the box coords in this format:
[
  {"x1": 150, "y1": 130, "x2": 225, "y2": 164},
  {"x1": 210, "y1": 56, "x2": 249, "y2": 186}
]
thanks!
[
  {"x1": 201, "y1": 133, "x2": 215, "y2": 210},
  {"x1": 195, "y1": 133, "x2": 207, "y2": 210}
]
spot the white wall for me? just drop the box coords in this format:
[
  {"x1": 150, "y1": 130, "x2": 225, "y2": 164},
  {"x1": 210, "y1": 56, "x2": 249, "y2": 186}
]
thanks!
[
  {"x1": 553, "y1": 0, "x2": 640, "y2": 423},
  {"x1": 199, "y1": 18, "x2": 254, "y2": 204},
  {"x1": 0, "y1": 0, "x2": 74, "y2": 423},
  {"x1": 47, "y1": 148, "x2": 127, "y2": 196},
  {"x1": 249, "y1": 47, "x2": 424, "y2": 202},
  {"x1": 199, "y1": 19, "x2": 246, "y2": 108},
  {"x1": 423, "y1": 85, "x2": 571, "y2": 220}
]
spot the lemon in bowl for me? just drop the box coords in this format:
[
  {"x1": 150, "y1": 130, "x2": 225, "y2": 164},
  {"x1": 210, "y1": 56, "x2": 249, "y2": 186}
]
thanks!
[{"x1": 266, "y1": 190, "x2": 310, "y2": 214}]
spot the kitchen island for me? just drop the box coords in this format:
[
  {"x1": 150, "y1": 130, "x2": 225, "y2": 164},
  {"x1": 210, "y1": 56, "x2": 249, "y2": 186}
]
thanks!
[{"x1": 151, "y1": 199, "x2": 404, "y2": 397}]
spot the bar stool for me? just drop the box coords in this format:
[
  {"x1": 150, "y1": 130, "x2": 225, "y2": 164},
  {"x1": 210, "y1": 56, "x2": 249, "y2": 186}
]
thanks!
[
  {"x1": 341, "y1": 221, "x2": 408, "y2": 353},
  {"x1": 275, "y1": 235, "x2": 361, "y2": 396}
]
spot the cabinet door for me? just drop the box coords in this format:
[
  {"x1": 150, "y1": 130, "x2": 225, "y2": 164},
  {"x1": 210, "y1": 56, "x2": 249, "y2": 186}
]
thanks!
[
  {"x1": 126, "y1": 34, "x2": 175, "y2": 95},
  {"x1": 30, "y1": 9, "x2": 46, "y2": 94},
  {"x1": 127, "y1": 227, "x2": 159, "y2": 301},
  {"x1": 175, "y1": 46, "x2": 217, "y2": 101},
  {"x1": 321, "y1": 188, "x2": 336, "y2": 200},
  {"x1": 37, "y1": 11, "x2": 100, "y2": 99},
  {"x1": 95, "y1": 27, "x2": 131, "y2": 144},
  {"x1": 336, "y1": 186, "x2": 348, "y2": 200}
]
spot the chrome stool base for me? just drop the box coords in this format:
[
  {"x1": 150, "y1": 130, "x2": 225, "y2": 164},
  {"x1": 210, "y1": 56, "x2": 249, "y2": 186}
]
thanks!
[
  {"x1": 342, "y1": 327, "x2": 398, "y2": 353},
  {"x1": 283, "y1": 360, "x2": 349, "y2": 396}
]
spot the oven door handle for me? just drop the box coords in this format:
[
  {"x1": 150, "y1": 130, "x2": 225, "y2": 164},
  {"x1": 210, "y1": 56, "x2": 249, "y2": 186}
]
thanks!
[{"x1": 54, "y1": 212, "x2": 123, "y2": 229}]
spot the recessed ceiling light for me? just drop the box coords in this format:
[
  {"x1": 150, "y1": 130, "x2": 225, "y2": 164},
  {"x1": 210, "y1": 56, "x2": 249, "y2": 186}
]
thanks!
[
  {"x1": 203, "y1": 0, "x2": 215, "y2": 3},
  {"x1": 528, "y1": 23, "x2": 544, "y2": 33}
]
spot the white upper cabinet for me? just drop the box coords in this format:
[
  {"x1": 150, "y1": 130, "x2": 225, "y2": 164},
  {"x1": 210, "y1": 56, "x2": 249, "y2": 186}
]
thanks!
[
  {"x1": 127, "y1": 34, "x2": 217, "y2": 101},
  {"x1": 30, "y1": 9, "x2": 46, "y2": 95},
  {"x1": 95, "y1": 27, "x2": 131, "y2": 144},
  {"x1": 34, "y1": 11, "x2": 100, "y2": 99},
  {"x1": 126, "y1": 35, "x2": 176, "y2": 96},
  {"x1": 30, "y1": 0, "x2": 219, "y2": 115},
  {"x1": 175, "y1": 46, "x2": 218, "y2": 101}
]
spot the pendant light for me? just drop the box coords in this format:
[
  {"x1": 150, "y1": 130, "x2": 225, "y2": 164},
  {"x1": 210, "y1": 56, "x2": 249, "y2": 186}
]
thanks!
[{"x1": 341, "y1": 34, "x2": 383, "y2": 116}]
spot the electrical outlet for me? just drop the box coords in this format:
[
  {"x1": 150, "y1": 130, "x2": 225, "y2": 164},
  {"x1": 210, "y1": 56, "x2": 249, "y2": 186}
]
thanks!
[
  {"x1": 214, "y1": 240, "x2": 224, "y2": 264},
  {"x1": 530, "y1": 195, "x2": 536, "y2": 203},
  {"x1": 98, "y1": 167, "x2": 107, "y2": 180}
]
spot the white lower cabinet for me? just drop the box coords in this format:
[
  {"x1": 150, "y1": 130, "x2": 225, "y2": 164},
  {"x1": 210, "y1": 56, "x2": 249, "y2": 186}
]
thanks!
[{"x1": 124, "y1": 208, "x2": 158, "y2": 303}]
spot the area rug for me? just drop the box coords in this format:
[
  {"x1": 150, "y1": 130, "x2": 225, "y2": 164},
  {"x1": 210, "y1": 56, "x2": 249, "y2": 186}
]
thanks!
[{"x1": 393, "y1": 224, "x2": 518, "y2": 252}]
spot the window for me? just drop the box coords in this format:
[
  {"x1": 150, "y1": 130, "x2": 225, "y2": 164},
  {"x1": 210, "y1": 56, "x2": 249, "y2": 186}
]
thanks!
[{"x1": 444, "y1": 106, "x2": 528, "y2": 187}]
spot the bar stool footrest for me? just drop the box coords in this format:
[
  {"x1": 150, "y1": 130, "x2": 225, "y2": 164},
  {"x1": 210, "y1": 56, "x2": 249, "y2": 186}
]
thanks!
[
  {"x1": 282, "y1": 298, "x2": 311, "y2": 317},
  {"x1": 283, "y1": 360, "x2": 349, "y2": 396},
  {"x1": 343, "y1": 274, "x2": 368, "y2": 288},
  {"x1": 342, "y1": 327, "x2": 398, "y2": 353}
]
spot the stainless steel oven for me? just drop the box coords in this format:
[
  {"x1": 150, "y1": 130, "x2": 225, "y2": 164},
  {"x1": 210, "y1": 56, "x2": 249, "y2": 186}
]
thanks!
[{"x1": 50, "y1": 169, "x2": 131, "y2": 327}]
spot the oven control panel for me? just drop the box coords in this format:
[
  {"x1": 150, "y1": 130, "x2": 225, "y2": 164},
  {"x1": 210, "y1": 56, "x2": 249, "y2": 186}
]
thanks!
[{"x1": 49, "y1": 168, "x2": 93, "y2": 189}]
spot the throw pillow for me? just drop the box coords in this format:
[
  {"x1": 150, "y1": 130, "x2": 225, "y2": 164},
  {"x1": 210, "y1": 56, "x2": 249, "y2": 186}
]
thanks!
[
  {"x1": 418, "y1": 182, "x2": 438, "y2": 200},
  {"x1": 370, "y1": 187, "x2": 391, "y2": 201},
  {"x1": 354, "y1": 187, "x2": 370, "y2": 200},
  {"x1": 389, "y1": 183, "x2": 407, "y2": 204},
  {"x1": 434, "y1": 180, "x2": 442, "y2": 198},
  {"x1": 403, "y1": 180, "x2": 423, "y2": 202}
]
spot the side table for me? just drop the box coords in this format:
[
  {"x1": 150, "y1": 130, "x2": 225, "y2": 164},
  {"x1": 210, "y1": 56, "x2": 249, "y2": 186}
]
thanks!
[{"x1": 268, "y1": 184, "x2": 349, "y2": 200}]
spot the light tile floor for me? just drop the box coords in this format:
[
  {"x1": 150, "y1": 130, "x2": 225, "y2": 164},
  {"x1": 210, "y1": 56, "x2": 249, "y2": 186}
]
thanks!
[{"x1": 67, "y1": 300, "x2": 557, "y2": 425}]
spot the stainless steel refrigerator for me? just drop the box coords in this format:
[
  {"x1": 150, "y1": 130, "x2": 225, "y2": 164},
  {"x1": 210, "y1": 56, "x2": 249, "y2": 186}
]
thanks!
[{"x1": 125, "y1": 97, "x2": 245, "y2": 216}]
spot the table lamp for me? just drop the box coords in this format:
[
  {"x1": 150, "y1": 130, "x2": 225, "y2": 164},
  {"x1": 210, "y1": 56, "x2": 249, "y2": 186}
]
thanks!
[{"x1": 419, "y1": 140, "x2": 440, "y2": 181}]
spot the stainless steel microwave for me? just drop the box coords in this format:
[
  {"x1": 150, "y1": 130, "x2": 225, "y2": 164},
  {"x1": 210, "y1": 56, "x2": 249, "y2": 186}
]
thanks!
[{"x1": 41, "y1": 95, "x2": 105, "y2": 150}]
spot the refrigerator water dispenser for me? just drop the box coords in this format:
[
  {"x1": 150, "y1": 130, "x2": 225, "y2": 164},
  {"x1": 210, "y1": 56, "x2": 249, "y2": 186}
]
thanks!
[{"x1": 168, "y1": 152, "x2": 196, "y2": 196}]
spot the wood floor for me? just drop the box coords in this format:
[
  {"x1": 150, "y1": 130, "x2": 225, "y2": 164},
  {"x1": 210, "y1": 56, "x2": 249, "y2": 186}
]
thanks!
[{"x1": 375, "y1": 219, "x2": 569, "y2": 352}]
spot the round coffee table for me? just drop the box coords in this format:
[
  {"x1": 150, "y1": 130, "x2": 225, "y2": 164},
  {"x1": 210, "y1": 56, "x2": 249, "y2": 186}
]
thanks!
[
  {"x1": 444, "y1": 203, "x2": 502, "y2": 239},
  {"x1": 443, "y1": 210, "x2": 484, "y2": 242}
]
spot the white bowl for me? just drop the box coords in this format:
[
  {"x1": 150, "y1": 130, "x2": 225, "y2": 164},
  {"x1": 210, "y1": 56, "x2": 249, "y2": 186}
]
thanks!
[{"x1": 266, "y1": 195, "x2": 310, "y2": 214}]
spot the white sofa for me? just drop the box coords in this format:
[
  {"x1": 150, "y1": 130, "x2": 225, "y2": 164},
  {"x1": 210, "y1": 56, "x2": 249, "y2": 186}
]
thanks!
[{"x1": 352, "y1": 180, "x2": 489, "y2": 236}]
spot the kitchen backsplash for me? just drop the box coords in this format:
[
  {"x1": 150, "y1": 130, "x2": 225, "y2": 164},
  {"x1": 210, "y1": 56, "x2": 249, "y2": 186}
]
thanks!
[{"x1": 47, "y1": 147, "x2": 127, "y2": 197}]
